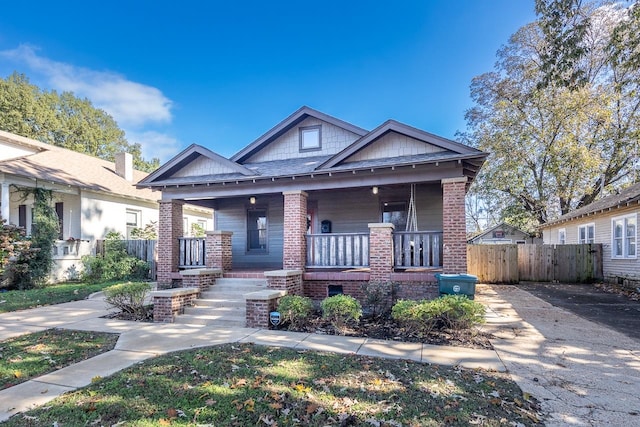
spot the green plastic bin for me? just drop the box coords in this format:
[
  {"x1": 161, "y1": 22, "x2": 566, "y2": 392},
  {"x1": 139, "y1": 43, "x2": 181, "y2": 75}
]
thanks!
[{"x1": 435, "y1": 273, "x2": 478, "y2": 299}]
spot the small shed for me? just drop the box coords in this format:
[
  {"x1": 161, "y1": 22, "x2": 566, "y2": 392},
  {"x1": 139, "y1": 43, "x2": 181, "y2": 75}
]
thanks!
[{"x1": 468, "y1": 222, "x2": 538, "y2": 245}]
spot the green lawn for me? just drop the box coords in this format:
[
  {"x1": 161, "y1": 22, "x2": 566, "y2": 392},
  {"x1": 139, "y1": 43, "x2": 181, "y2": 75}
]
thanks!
[
  {"x1": 0, "y1": 329, "x2": 119, "y2": 390},
  {"x1": 0, "y1": 282, "x2": 117, "y2": 313},
  {"x1": 2, "y1": 343, "x2": 544, "y2": 426}
]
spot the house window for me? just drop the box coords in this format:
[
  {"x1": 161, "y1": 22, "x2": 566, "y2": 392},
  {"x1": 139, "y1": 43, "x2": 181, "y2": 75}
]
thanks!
[
  {"x1": 55, "y1": 202, "x2": 64, "y2": 240},
  {"x1": 382, "y1": 202, "x2": 407, "y2": 230},
  {"x1": 578, "y1": 223, "x2": 595, "y2": 244},
  {"x1": 247, "y1": 208, "x2": 267, "y2": 253},
  {"x1": 126, "y1": 209, "x2": 141, "y2": 239},
  {"x1": 299, "y1": 126, "x2": 321, "y2": 151},
  {"x1": 612, "y1": 214, "x2": 636, "y2": 259},
  {"x1": 558, "y1": 228, "x2": 566, "y2": 244}
]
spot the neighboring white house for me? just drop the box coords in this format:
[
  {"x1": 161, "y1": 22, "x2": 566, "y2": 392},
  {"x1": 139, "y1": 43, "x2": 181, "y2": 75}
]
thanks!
[
  {"x1": 0, "y1": 130, "x2": 212, "y2": 282},
  {"x1": 468, "y1": 222, "x2": 540, "y2": 245},
  {"x1": 541, "y1": 182, "x2": 640, "y2": 285}
]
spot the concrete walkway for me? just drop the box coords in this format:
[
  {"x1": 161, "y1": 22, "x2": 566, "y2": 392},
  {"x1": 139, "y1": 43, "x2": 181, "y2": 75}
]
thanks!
[
  {"x1": 477, "y1": 284, "x2": 640, "y2": 426},
  {"x1": 3, "y1": 285, "x2": 639, "y2": 425},
  {"x1": 0, "y1": 293, "x2": 502, "y2": 422}
]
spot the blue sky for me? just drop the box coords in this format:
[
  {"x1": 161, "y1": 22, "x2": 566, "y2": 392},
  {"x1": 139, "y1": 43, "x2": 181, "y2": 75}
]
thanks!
[{"x1": 0, "y1": 1, "x2": 536, "y2": 163}]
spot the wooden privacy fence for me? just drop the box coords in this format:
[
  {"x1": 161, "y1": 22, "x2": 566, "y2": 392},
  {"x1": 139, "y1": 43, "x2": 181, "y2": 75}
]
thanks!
[
  {"x1": 467, "y1": 244, "x2": 603, "y2": 284},
  {"x1": 96, "y1": 239, "x2": 157, "y2": 280}
]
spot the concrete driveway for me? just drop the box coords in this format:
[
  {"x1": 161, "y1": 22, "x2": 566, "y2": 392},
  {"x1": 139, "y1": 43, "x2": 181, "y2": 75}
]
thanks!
[
  {"x1": 515, "y1": 282, "x2": 640, "y2": 341},
  {"x1": 476, "y1": 284, "x2": 640, "y2": 426}
]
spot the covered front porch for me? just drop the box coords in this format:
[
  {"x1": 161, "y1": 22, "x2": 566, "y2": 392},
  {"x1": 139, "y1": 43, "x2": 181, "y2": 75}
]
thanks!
[{"x1": 155, "y1": 177, "x2": 468, "y2": 299}]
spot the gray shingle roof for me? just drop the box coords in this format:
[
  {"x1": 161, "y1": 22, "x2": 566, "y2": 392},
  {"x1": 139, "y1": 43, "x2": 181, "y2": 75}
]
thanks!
[{"x1": 542, "y1": 182, "x2": 640, "y2": 227}]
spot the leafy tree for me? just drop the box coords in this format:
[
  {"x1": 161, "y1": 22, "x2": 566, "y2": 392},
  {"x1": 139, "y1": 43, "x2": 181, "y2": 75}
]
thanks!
[
  {"x1": 0, "y1": 72, "x2": 159, "y2": 172},
  {"x1": 464, "y1": 1, "x2": 640, "y2": 228},
  {"x1": 131, "y1": 221, "x2": 158, "y2": 240},
  {"x1": 535, "y1": 0, "x2": 591, "y2": 89}
]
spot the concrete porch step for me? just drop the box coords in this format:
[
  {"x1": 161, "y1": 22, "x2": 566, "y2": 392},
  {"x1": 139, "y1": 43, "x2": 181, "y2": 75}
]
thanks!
[
  {"x1": 192, "y1": 298, "x2": 246, "y2": 309},
  {"x1": 173, "y1": 277, "x2": 266, "y2": 327}
]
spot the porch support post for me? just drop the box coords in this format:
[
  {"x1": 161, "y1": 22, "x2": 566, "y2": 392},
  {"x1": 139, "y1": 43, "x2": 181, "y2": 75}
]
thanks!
[
  {"x1": 1, "y1": 180, "x2": 9, "y2": 222},
  {"x1": 282, "y1": 190, "x2": 308, "y2": 270},
  {"x1": 157, "y1": 199, "x2": 184, "y2": 287},
  {"x1": 368, "y1": 223, "x2": 395, "y2": 283},
  {"x1": 205, "y1": 230, "x2": 233, "y2": 271},
  {"x1": 442, "y1": 177, "x2": 468, "y2": 274}
]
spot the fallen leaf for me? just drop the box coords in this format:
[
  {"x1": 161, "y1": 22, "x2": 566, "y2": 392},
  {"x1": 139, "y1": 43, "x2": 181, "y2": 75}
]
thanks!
[
  {"x1": 166, "y1": 408, "x2": 178, "y2": 418},
  {"x1": 306, "y1": 403, "x2": 319, "y2": 414}
]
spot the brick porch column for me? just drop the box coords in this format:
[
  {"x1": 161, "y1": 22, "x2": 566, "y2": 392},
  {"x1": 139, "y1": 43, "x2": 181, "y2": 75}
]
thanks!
[
  {"x1": 283, "y1": 190, "x2": 308, "y2": 270},
  {"x1": 368, "y1": 223, "x2": 395, "y2": 283},
  {"x1": 205, "y1": 230, "x2": 233, "y2": 271},
  {"x1": 442, "y1": 177, "x2": 468, "y2": 274},
  {"x1": 157, "y1": 200, "x2": 184, "y2": 286}
]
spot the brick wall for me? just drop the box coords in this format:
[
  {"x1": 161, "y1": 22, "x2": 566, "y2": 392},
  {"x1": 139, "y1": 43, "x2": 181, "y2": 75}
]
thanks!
[
  {"x1": 393, "y1": 282, "x2": 439, "y2": 300},
  {"x1": 442, "y1": 178, "x2": 468, "y2": 274},
  {"x1": 205, "y1": 231, "x2": 233, "y2": 271},
  {"x1": 157, "y1": 200, "x2": 184, "y2": 287},
  {"x1": 245, "y1": 290, "x2": 286, "y2": 328},
  {"x1": 302, "y1": 280, "x2": 369, "y2": 303},
  {"x1": 368, "y1": 223, "x2": 395, "y2": 282},
  {"x1": 283, "y1": 191, "x2": 308, "y2": 270},
  {"x1": 181, "y1": 269, "x2": 221, "y2": 292},
  {"x1": 265, "y1": 271, "x2": 303, "y2": 295},
  {"x1": 152, "y1": 289, "x2": 198, "y2": 323}
]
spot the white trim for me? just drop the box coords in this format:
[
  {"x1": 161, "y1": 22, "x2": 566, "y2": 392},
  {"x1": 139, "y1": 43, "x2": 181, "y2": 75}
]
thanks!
[
  {"x1": 578, "y1": 222, "x2": 595, "y2": 244},
  {"x1": 558, "y1": 228, "x2": 566, "y2": 244},
  {"x1": 611, "y1": 213, "x2": 637, "y2": 259}
]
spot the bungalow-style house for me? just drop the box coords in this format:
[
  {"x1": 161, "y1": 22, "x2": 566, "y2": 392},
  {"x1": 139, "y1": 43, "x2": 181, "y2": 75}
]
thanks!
[
  {"x1": 139, "y1": 106, "x2": 487, "y2": 302},
  {"x1": 541, "y1": 182, "x2": 640, "y2": 286},
  {"x1": 0, "y1": 130, "x2": 212, "y2": 282},
  {"x1": 468, "y1": 222, "x2": 540, "y2": 245}
]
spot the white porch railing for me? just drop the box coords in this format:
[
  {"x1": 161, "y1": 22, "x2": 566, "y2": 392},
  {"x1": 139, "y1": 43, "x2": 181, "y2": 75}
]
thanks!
[
  {"x1": 393, "y1": 231, "x2": 443, "y2": 269},
  {"x1": 306, "y1": 233, "x2": 369, "y2": 268},
  {"x1": 178, "y1": 237, "x2": 206, "y2": 268}
]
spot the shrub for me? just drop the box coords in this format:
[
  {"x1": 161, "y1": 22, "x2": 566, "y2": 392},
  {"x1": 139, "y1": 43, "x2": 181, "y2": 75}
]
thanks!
[
  {"x1": 361, "y1": 281, "x2": 393, "y2": 317},
  {"x1": 440, "y1": 295, "x2": 486, "y2": 330},
  {"x1": 0, "y1": 220, "x2": 39, "y2": 290},
  {"x1": 321, "y1": 294, "x2": 362, "y2": 333},
  {"x1": 391, "y1": 295, "x2": 485, "y2": 336},
  {"x1": 277, "y1": 295, "x2": 314, "y2": 329},
  {"x1": 82, "y1": 233, "x2": 149, "y2": 283},
  {"x1": 104, "y1": 282, "x2": 152, "y2": 319}
]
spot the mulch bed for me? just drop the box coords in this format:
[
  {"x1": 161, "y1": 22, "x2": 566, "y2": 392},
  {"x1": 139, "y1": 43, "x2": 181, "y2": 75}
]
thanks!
[
  {"x1": 104, "y1": 306, "x2": 493, "y2": 349},
  {"x1": 276, "y1": 313, "x2": 494, "y2": 350}
]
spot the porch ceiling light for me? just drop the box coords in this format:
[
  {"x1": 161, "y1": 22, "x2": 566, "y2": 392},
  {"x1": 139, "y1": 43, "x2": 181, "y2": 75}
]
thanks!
[
  {"x1": 250, "y1": 196, "x2": 256, "y2": 204},
  {"x1": 372, "y1": 186, "x2": 379, "y2": 195}
]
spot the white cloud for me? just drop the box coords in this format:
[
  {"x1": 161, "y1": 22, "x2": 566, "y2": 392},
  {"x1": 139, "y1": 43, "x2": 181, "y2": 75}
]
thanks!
[
  {"x1": 0, "y1": 44, "x2": 172, "y2": 128},
  {"x1": 127, "y1": 130, "x2": 181, "y2": 163}
]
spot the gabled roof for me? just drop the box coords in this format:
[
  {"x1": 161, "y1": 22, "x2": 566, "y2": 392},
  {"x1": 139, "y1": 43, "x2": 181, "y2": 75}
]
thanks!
[
  {"x1": 138, "y1": 106, "x2": 488, "y2": 191},
  {"x1": 138, "y1": 144, "x2": 256, "y2": 186},
  {"x1": 542, "y1": 182, "x2": 640, "y2": 228},
  {"x1": 0, "y1": 130, "x2": 157, "y2": 201},
  {"x1": 231, "y1": 106, "x2": 368, "y2": 163},
  {"x1": 317, "y1": 120, "x2": 483, "y2": 170},
  {"x1": 468, "y1": 222, "x2": 530, "y2": 243}
]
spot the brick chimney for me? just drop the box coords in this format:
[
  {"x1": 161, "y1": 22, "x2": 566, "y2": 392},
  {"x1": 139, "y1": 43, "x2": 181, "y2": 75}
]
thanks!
[{"x1": 115, "y1": 152, "x2": 133, "y2": 182}]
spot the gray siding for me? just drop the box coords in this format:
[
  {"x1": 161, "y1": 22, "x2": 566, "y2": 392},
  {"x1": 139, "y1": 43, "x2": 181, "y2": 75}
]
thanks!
[
  {"x1": 214, "y1": 195, "x2": 284, "y2": 269},
  {"x1": 245, "y1": 117, "x2": 361, "y2": 162},
  {"x1": 212, "y1": 184, "x2": 444, "y2": 269},
  {"x1": 543, "y1": 204, "x2": 640, "y2": 282},
  {"x1": 309, "y1": 184, "x2": 442, "y2": 233}
]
